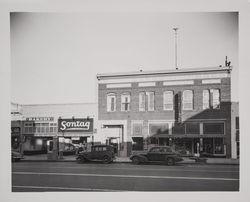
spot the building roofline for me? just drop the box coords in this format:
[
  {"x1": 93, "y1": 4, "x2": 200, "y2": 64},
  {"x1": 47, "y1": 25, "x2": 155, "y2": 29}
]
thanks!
[
  {"x1": 12, "y1": 102, "x2": 97, "y2": 107},
  {"x1": 97, "y1": 66, "x2": 232, "y2": 79}
]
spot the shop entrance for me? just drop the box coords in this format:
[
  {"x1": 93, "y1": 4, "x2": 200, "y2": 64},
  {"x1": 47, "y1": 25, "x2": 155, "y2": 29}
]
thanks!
[{"x1": 102, "y1": 124, "x2": 124, "y2": 156}]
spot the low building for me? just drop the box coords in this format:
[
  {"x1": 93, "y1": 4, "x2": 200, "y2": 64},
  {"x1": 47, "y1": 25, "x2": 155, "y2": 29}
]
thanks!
[
  {"x1": 11, "y1": 103, "x2": 98, "y2": 154},
  {"x1": 97, "y1": 66, "x2": 236, "y2": 158}
]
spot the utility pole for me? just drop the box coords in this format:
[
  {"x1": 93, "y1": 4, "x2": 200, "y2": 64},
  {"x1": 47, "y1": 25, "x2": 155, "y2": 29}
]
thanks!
[{"x1": 173, "y1": 28, "x2": 179, "y2": 70}]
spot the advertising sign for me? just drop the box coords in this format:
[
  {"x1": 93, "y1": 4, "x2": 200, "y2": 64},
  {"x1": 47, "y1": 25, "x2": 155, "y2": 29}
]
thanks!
[{"x1": 58, "y1": 118, "x2": 93, "y2": 133}]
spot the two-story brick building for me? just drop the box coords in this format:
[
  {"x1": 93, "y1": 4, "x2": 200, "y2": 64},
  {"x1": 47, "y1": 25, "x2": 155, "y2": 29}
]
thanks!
[{"x1": 97, "y1": 66, "x2": 234, "y2": 158}]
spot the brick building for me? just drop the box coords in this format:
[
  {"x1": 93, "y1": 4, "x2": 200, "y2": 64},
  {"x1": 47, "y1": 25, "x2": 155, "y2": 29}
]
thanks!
[{"x1": 97, "y1": 66, "x2": 235, "y2": 158}]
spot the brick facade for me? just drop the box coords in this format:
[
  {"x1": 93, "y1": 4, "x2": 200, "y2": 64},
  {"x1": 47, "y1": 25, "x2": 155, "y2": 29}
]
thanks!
[{"x1": 97, "y1": 67, "x2": 234, "y2": 158}]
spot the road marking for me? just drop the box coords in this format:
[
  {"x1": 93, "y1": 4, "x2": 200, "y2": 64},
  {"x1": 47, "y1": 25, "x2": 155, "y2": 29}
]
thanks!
[
  {"x1": 13, "y1": 165, "x2": 239, "y2": 173},
  {"x1": 12, "y1": 171, "x2": 239, "y2": 181},
  {"x1": 12, "y1": 185, "x2": 126, "y2": 192}
]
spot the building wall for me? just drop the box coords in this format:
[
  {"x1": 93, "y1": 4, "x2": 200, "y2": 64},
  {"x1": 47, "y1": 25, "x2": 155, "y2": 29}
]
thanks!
[
  {"x1": 97, "y1": 67, "x2": 232, "y2": 157},
  {"x1": 231, "y1": 102, "x2": 239, "y2": 159}
]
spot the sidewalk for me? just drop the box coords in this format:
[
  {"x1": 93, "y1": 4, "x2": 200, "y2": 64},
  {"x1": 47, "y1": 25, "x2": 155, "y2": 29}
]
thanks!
[{"x1": 21, "y1": 154, "x2": 239, "y2": 165}]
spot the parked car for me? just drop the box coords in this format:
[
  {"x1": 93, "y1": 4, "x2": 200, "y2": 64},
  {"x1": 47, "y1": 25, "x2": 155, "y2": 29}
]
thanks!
[
  {"x1": 12, "y1": 151, "x2": 23, "y2": 162},
  {"x1": 76, "y1": 144, "x2": 115, "y2": 164},
  {"x1": 129, "y1": 146, "x2": 183, "y2": 166}
]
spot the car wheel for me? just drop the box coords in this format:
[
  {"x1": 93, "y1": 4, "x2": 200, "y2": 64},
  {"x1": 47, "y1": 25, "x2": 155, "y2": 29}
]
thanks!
[
  {"x1": 77, "y1": 157, "x2": 85, "y2": 163},
  {"x1": 132, "y1": 157, "x2": 140, "y2": 165},
  {"x1": 103, "y1": 155, "x2": 111, "y2": 164},
  {"x1": 166, "y1": 158, "x2": 175, "y2": 166}
]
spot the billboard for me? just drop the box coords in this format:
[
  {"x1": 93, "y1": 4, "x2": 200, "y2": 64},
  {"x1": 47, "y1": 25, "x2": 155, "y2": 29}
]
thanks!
[{"x1": 58, "y1": 118, "x2": 93, "y2": 133}]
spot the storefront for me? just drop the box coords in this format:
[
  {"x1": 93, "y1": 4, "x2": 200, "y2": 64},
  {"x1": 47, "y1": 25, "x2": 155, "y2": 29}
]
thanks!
[{"x1": 57, "y1": 117, "x2": 94, "y2": 147}]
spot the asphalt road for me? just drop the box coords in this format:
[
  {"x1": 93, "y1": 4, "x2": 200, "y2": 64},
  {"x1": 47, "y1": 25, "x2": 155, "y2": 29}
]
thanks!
[{"x1": 12, "y1": 161, "x2": 239, "y2": 191}]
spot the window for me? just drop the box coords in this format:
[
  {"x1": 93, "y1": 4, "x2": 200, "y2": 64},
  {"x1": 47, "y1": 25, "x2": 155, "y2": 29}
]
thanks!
[
  {"x1": 236, "y1": 117, "x2": 239, "y2": 130},
  {"x1": 149, "y1": 147, "x2": 161, "y2": 152},
  {"x1": 172, "y1": 124, "x2": 185, "y2": 134},
  {"x1": 210, "y1": 89, "x2": 220, "y2": 109},
  {"x1": 185, "y1": 122, "x2": 200, "y2": 134},
  {"x1": 163, "y1": 91, "x2": 174, "y2": 110},
  {"x1": 146, "y1": 92, "x2": 155, "y2": 111},
  {"x1": 139, "y1": 92, "x2": 145, "y2": 111},
  {"x1": 24, "y1": 122, "x2": 33, "y2": 133},
  {"x1": 149, "y1": 123, "x2": 169, "y2": 135},
  {"x1": 182, "y1": 90, "x2": 193, "y2": 110},
  {"x1": 203, "y1": 122, "x2": 224, "y2": 134},
  {"x1": 203, "y1": 89, "x2": 221, "y2": 109},
  {"x1": 203, "y1": 90, "x2": 210, "y2": 109},
  {"x1": 107, "y1": 93, "x2": 116, "y2": 112},
  {"x1": 161, "y1": 147, "x2": 172, "y2": 153},
  {"x1": 214, "y1": 138, "x2": 224, "y2": 154},
  {"x1": 121, "y1": 93, "x2": 130, "y2": 111}
]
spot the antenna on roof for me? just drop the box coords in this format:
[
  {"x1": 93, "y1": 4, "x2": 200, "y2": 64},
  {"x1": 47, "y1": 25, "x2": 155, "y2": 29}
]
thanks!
[
  {"x1": 173, "y1": 28, "x2": 179, "y2": 70},
  {"x1": 225, "y1": 56, "x2": 231, "y2": 67}
]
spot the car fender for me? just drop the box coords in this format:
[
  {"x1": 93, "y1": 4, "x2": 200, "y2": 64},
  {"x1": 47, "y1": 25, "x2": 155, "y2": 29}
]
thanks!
[
  {"x1": 78, "y1": 153, "x2": 91, "y2": 161},
  {"x1": 131, "y1": 154, "x2": 148, "y2": 163}
]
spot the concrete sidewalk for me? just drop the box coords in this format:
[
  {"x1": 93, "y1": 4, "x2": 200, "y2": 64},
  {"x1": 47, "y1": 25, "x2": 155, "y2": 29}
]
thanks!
[{"x1": 20, "y1": 154, "x2": 239, "y2": 165}]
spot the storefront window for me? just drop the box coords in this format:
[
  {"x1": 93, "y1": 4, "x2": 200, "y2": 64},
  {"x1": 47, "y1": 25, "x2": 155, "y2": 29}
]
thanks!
[
  {"x1": 185, "y1": 122, "x2": 200, "y2": 134},
  {"x1": 172, "y1": 124, "x2": 185, "y2": 134},
  {"x1": 214, "y1": 138, "x2": 224, "y2": 154},
  {"x1": 149, "y1": 123, "x2": 169, "y2": 135},
  {"x1": 203, "y1": 122, "x2": 224, "y2": 134}
]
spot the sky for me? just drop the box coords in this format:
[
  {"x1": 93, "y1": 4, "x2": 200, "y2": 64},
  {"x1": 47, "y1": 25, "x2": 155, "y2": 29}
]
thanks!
[{"x1": 10, "y1": 12, "x2": 238, "y2": 104}]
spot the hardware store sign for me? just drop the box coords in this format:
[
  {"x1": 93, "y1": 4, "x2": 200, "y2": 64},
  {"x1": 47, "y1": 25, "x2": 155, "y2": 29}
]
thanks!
[{"x1": 58, "y1": 118, "x2": 93, "y2": 132}]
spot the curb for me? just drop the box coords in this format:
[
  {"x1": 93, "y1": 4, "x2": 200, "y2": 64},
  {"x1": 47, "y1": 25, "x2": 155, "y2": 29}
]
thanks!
[{"x1": 19, "y1": 159, "x2": 239, "y2": 165}]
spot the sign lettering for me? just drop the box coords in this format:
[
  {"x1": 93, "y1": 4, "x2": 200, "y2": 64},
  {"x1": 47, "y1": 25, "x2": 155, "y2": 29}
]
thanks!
[{"x1": 58, "y1": 118, "x2": 93, "y2": 133}]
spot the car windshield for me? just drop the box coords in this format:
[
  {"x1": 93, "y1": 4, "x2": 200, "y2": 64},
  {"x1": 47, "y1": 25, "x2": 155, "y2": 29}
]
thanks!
[{"x1": 149, "y1": 147, "x2": 161, "y2": 152}]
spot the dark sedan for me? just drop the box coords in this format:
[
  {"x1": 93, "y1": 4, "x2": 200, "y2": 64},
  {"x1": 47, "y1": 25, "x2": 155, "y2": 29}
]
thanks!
[{"x1": 130, "y1": 146, "x2": 183, "y2": 166}]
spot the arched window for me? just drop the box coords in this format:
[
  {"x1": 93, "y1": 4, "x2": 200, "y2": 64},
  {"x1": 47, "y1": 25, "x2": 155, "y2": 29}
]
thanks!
[
  {"x1": 163, "y1": 91, "x2": 174, "y2": 110},
  {"x1": 182, "y1": 90, "x2": 193, "y2": 110},
  {"x1": 107, "y1": 93, "x2": 116, "y2": 112},
  {"x1": 121, "y1": 93, "x2": 131, "y2": 111}
]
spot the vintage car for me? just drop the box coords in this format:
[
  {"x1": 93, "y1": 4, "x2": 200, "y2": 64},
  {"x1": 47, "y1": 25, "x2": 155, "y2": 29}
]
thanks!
[
  {"x1": 12, "y1": 151, "x2": 24, "y2": 162},
  {"x1": 76, "y1": 144, "x2": 115, "y2": 164},
  {"x1": 129, "y1": 146, "x2": 183, "y2": 166}
]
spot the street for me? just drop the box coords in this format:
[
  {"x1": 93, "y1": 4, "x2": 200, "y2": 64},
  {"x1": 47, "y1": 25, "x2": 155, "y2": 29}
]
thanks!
[{"x1": 12, "y1": 161, "x2": 239, "y2": 191}]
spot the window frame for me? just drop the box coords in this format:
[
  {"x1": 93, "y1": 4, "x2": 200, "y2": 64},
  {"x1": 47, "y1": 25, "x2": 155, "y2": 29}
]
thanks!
[
  {"x1": 182, "y1": 90, "x2": 194, "y2": 110},
  {"x1": 121, "y1": 92, "x2": 131, "y2": 112},
  {"x1": 210, "y1": 89, "x2": 221, "y2": 109},
  {"x1": 139, "y1": 92, "x2": 146, "y2": 111},
  {"x1": 146, "y1": 91, "x2": 155, "y2": 111},
  {"x1": 163, "y1": 90, "x2": 174, "y2": 111},
  {"x1": 107, "y1": 93, "x2": 116, "y2": 112}
]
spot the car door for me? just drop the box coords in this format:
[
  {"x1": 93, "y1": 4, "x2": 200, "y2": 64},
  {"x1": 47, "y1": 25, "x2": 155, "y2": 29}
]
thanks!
[
  {"x1": 147, "y1": 147, "x2": 162, "y2": 161},
  {"x1": 90, "y1": 146, "x2": 99, "y2": 160},
  {"x1": 161, "y1": 147, "x2": 173, "y2": 161}
]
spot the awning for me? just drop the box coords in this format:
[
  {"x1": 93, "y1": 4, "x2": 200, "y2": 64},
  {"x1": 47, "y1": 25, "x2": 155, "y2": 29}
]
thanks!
[{"x1": 151, "y1": 134, "x2": 226, "y2": 138}]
